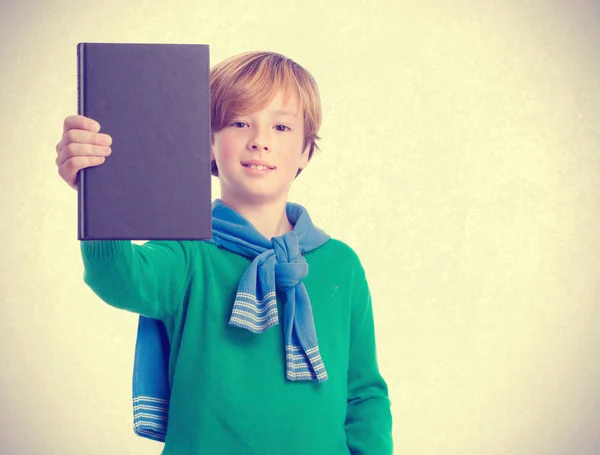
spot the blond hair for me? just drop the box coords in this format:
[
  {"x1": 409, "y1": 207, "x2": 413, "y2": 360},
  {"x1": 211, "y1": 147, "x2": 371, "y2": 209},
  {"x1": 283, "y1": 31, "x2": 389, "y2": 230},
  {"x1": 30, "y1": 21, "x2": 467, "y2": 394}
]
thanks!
[{"x1": 210, "y1": 51, "x2": 322, "y2": 177}]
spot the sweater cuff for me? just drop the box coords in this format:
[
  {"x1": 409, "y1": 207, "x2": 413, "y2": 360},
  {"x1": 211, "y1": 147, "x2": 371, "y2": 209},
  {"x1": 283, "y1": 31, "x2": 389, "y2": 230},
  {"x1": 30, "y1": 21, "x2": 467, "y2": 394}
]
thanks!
[{"x1": 80, "y1": 240, "x2": 132, "y2": 258}]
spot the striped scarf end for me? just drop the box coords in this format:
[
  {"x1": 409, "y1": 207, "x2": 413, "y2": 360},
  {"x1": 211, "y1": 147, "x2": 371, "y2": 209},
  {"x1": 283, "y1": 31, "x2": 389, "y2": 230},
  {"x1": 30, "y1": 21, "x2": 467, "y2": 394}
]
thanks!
[
  {"x1": 132, "y1": 395, "x2": 169, "y2": 441},
  {"x1": 132, "y1": 395, "x2": 169, "y2": 405},
  {"x1": 133, "y1": 424, "x2": 167, "y2": 442},
  {"x1": 285, "y1": 344, "x2": 329, "y2": 382},
  {"x1": 235, "y1": 291, "x2": 277, "y2": 306},
  {"x1": 133, "y1": 415, "x2": 168, "y2": 441},
  {"x1": 229, "y1": 315, "x2": 278, "y2": 333},
  {"x1": 286, "y1": 369, "x2": 329, "y2": 382}
]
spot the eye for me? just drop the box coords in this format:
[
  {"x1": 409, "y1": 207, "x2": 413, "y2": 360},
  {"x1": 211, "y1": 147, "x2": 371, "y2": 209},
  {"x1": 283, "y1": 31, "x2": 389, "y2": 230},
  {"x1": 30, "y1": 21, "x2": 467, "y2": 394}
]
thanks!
[
  {"x1": 275, "y1": 124, "x2": 290, "y2": 132},
  {"x1": 231, "y1": 121, "x2": 247, "y2": 128}
]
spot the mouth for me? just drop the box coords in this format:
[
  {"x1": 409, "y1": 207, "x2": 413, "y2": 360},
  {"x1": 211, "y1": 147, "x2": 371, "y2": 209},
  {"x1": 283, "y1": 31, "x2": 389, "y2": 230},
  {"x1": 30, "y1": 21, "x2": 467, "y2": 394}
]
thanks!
[{"x1": 241, "y1": 162, "x2": 276, "y2": 171}]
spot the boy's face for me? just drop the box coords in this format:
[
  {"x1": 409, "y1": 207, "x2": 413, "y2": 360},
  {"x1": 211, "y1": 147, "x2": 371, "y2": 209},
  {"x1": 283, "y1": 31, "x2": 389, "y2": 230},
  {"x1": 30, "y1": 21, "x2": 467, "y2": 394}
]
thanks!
[{"x1": 211, "y1": 91, "x2": 310, "y2": 205}]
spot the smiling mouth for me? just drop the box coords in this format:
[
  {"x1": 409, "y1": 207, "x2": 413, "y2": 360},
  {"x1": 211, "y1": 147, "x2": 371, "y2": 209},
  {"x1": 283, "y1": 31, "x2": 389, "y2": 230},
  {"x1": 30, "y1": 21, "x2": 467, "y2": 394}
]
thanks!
[{"x1": 242, "y1": 163, "x2": 275, "y2": 171}]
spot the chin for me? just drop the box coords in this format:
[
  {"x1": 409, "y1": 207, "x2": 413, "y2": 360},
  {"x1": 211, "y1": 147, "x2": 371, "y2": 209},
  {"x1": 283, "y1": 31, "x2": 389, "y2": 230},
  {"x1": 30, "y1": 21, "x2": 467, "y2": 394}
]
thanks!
[{"x1": 237, "y1": 188, "x2": 289, "y2": 206}]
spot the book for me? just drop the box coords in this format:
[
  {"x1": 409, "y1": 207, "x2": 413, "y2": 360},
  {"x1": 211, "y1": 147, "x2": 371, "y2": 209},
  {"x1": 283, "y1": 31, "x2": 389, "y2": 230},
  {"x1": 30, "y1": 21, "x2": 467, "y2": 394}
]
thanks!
[{"x1": 77, "y1": 42, "x2": 212, "y2": 240}]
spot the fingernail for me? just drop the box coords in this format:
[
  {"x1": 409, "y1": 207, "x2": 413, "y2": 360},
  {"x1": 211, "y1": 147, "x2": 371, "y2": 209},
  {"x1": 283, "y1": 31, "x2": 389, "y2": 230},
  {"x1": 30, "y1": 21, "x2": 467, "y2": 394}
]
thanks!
[{"x1": 92, "y1": 122, "x2": 100, "y2": 132}]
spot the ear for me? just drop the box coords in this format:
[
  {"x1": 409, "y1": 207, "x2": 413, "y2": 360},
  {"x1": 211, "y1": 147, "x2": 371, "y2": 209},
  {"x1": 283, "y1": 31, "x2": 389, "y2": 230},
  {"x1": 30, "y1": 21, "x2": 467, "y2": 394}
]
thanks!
[{"x1": 298, "y1": 142, "x2": 311, "y2": 170}]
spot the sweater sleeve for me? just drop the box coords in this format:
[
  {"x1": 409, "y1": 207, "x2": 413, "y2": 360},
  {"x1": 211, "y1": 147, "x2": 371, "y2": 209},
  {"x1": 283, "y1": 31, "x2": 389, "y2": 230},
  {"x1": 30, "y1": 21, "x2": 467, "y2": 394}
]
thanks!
[
  {"x1": 80, "y1": 239, "x2": 195, "y2": 320},
  {"x1": 345, "y1": 275, "x2": 393, "y2": 455}
]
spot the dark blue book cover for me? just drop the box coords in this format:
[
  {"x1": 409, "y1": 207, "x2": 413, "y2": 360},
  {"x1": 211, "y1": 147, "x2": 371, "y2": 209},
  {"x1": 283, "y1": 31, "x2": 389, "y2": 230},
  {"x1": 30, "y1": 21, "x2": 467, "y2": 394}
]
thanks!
[{"x1": 77, "y1": 42, "x2": 212, "y2": 240}]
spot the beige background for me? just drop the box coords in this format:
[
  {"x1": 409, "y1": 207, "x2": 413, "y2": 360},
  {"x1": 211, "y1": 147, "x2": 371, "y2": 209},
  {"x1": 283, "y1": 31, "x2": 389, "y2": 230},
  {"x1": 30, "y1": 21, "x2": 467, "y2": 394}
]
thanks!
[{"x1": 1, "y1": 1, "x2": 599, "y2": 454}]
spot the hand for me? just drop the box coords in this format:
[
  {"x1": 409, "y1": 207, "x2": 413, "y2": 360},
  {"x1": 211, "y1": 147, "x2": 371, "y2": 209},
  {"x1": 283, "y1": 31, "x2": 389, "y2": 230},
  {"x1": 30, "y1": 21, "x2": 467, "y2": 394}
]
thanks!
[{"x1": 55, "y1": 115, "x2": 112, "y2": 190}]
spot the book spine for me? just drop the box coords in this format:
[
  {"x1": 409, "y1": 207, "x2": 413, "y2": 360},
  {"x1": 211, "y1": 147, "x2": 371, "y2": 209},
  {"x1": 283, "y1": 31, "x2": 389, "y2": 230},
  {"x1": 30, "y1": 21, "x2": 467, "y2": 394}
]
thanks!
[{"x1": 77, "y1": 43, "x2": 86, "y2": 240}]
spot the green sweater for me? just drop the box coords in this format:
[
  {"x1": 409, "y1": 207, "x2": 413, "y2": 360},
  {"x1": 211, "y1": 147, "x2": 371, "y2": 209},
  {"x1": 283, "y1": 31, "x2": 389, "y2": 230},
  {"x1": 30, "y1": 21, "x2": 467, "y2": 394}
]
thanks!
[{"x1": 80, "y1": 238, "x2": 393, "y2": 455}]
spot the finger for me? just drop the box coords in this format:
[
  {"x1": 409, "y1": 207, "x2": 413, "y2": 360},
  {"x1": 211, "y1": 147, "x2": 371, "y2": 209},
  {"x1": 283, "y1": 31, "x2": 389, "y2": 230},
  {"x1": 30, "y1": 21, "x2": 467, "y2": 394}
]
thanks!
[
  {"x1": 56, "y1": 129, "x2": 112, "y2": 156},
  {"x1": 56, "y1": 142, "x2": 111, "y2": 167},
  {"x1": 63, "y1": 115, "x2": 101, "y2": 135},
  {"x1": 59, "y1": 128, "x2": 112, "y2": 150},
  {"x1": 58, "y1": 155, "x2": 107, "y2": 181}
]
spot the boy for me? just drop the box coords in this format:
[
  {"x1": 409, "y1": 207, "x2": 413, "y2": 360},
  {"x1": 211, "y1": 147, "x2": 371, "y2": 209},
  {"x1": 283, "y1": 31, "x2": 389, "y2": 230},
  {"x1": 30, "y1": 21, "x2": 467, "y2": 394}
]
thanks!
[{"x1": 55, "y1": 51, "x2": 393, "y2": 454}]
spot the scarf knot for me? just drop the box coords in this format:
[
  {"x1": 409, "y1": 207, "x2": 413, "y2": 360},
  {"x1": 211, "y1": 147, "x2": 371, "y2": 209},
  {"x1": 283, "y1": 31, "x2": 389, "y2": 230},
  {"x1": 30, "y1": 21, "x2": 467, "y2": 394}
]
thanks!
[
  {"x1": 273, "y1": 231, "x2": 301, "y2": 262},
  {"x1": 275, "y1": 260, "x2": 308, "y2": 291},
  {"x1": 272, "y1": 231, "x2": 307, "y2": 290},
  {"x1": 209, "y1": 199, "x2": 330, "y2": 382}
]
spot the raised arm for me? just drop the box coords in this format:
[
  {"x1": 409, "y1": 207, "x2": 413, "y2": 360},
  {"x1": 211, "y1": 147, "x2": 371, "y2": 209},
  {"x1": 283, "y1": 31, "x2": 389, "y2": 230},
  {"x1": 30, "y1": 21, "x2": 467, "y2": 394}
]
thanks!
[
  {"x1": 55, "y1": 115, "x2": 195, "y2": 320},
  {"x1": 80, "y1": 239, "x2": 195, "y2": 320}
]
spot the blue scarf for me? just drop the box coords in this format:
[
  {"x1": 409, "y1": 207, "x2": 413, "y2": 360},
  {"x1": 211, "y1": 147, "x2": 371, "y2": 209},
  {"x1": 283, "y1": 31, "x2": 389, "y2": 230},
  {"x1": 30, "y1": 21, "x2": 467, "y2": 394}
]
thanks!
[{"x1": 132, "y1": 199, "x2": 330, "y2": 441}]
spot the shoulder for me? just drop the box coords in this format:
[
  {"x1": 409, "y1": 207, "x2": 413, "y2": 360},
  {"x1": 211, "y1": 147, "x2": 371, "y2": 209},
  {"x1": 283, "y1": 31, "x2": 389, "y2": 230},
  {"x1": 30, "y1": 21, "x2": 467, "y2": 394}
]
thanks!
[
  {"x1": 319, "y1": 237, "x2": 361, "y2": 260},
  {"x1": 308, "y1": 237, "x2": 367, "y2": 278}
]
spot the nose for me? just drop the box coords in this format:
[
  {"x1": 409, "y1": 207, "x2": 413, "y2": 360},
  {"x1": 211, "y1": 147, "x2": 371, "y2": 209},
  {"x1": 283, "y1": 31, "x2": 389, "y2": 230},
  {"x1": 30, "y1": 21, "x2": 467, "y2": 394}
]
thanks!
[
  {"x1": 248, "y1": 126, "x2": 270, "y2": 152},
  {"x1": 250, "y1": 143, "x2": 269, "y2": 151}
]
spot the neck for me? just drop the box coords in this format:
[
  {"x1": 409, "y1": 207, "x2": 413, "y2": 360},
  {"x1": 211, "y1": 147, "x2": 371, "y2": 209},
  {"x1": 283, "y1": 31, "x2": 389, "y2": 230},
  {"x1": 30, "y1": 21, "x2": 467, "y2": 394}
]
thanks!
[{"x1": 220, "y1": 194, "x2": 293, "y2": 240}]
